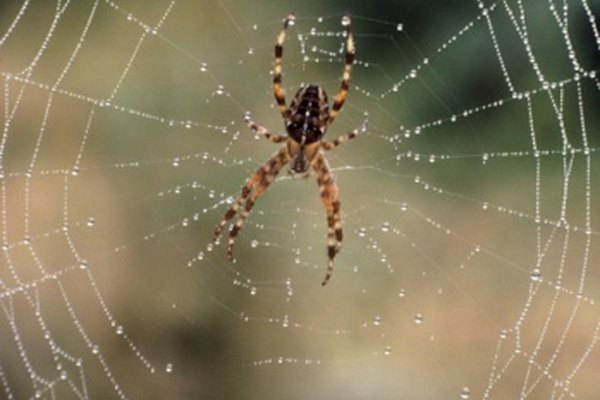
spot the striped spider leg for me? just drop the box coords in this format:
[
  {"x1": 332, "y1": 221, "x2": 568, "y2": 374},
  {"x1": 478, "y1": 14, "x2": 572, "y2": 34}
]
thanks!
[
  {"x1": 315, "y1": 121, "x2": 367, "y2": 285},
  {"x1": 213, "y1": 147, "x2": 289, "y2": 261}
]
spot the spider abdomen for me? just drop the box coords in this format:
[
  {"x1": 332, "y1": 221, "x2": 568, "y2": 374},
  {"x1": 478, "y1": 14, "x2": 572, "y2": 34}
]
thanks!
[{"x1": 287, "y1": 84, "x2": 329, "y2": 144}]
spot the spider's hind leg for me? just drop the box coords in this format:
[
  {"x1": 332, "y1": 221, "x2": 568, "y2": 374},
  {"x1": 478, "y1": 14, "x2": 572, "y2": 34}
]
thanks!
[
  {"x1": 226, "y1": 148, "x2": 289, "y2": 261},
  {"x1": 312, "y1": 152, "x2": 343, "y2": 285},
  {"x1": 213, "y1": 178, "x2": 258, "y2": 244}
]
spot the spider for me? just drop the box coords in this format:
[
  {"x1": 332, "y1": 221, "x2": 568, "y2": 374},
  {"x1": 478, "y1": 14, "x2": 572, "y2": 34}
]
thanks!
[{"x1": 213, "y1": 14, "x2": 366, "y2": 285}]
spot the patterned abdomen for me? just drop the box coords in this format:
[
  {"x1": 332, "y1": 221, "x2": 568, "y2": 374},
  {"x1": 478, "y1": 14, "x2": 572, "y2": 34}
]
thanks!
[{"x1": 286, "y1": 84, "x2": 329, "y2": 144}]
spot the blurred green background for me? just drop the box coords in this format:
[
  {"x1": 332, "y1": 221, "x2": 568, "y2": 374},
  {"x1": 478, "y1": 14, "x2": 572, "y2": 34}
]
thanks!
[{"x1": 0, "y1": 0, "x2": 599, "y2": 399}]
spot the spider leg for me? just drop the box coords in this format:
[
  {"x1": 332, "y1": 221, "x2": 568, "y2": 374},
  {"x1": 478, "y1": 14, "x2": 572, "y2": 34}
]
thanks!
[
  {"x1": 274, "y1": 14, "x2": 295, "y2": 119},
  {"x1": 244, "y1": 112, "x2": 286, "y2": 143},
  {"x1": 213, "y1": 174, "x2": 260, "y2": 243},
  {"x1": 227, "y1": 147, "x2": 289, "y2": 261},
  {"x1": 328, "y1": 15, "x2": 355, "y2": 124},
  {"x1": 321, "y1": 118, "x2": 367, "y2": 151},
  {"x1": 312, "y1": 152, "x2": 343, "y2": 285}
]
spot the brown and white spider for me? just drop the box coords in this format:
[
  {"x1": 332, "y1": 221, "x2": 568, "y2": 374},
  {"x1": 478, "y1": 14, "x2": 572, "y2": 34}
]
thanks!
[{"x1": 213, "y1": 14, "x2": 366, "y2": 285}]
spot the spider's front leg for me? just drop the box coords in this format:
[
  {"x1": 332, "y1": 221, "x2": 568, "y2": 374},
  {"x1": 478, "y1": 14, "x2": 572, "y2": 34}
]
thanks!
[
  {"x1": 328, "y1": 15, "x2": 355, "y2": 124},
  {"x1": 273, "y1": 14, "x2": 295, "y2": 119},
  {"x1": 312, "y1": 152, "x2": 343, "y2": 285},
  {"x1": 225, "y1": 147, "x2": 289, "y2": 261}
]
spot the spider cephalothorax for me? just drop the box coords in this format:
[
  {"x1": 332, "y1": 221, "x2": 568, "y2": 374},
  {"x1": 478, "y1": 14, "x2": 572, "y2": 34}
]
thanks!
[{"x1": 213, "y1": 14, "x2": 366, "y2": 285}]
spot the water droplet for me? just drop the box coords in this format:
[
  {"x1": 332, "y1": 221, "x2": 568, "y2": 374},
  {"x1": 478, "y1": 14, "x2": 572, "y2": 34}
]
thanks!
[
  {"x1": 530, "y1": 268, "x2": 542, "y2": 282},
  {"x1": 460, "y1": 386, "x2": 470, "y2": 399},
  {"x1": 373, "y1": 315, "x2": 382, "y2": 326},
  {"x1": 79, "y1": 260, "x2": 89, "y2": 270},
  {"x1": 357, "y1": 227, "x2": 367, "y2": 237},
  {"x1": 380, "y1": 222, "x2": 390, "y2": 232},
  {"x1": 172, "y1": 158, "x2": 180, "y2": 167},
  {"x1": 87, "y1": 217, "x2": 95, "y2": 227},
  {"x1": 287, "y1": 15, "x2": 296, "y2": 26},
  {"x1": 414, "y1": 313, "x2": 424, "y2": 324},
  {"x1": 250, "y1": 239, "x2": 259, "y2": 248},
  {"x1": 341, "y1": 15, "x2": 351, "y2": 27},
  {"x1": 116, "y1": 325, "x2": 124, "y2": 335},
  {"x1": 165, "y1": 363, "x2": 173, "y2": 373},
  {"x1": 384, "y1": 345, "x2": 392, "y2": 355},
  {"x1": 396, "y1": 23, "x2": 403, "y2": 32},
  {"x1": 398, "y1": 289, "x2": 406, "y2": 298}
]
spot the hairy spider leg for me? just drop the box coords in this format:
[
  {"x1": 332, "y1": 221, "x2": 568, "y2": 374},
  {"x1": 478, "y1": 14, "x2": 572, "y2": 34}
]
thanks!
[
  {"x1": 321, "y1": 119, "x2": 367, "y2": 151},
  {"x1": 328, "y1": 15, "x2": 355, "y2": 124},
  {"x1": 213, "y1": 175, "x2": 260, "y2": 244},
  {"x1": 226, "y1": 148, "x2": 290, "y2": 260},
  {"x1": 213, "y1": 148, "x2": 286, "y2": 242},
  {"x1": 312, "y1": 152, "x2": 343, "y2": 285},
  {"x1": 244, "y1": 112, "x2": 287, "y2": 143},
  {"x1": 273, "y1": 14, "x2": 295, "y2": 119}
]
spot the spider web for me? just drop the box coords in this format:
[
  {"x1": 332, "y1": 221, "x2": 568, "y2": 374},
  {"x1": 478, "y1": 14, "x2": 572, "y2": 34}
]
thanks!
[{"x1": 0, "y1": 0, "x2": 599, "y2": 398}]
